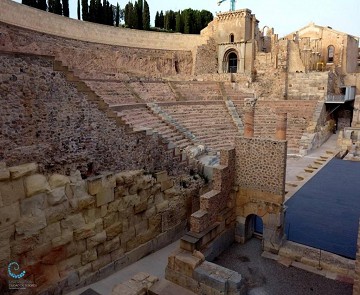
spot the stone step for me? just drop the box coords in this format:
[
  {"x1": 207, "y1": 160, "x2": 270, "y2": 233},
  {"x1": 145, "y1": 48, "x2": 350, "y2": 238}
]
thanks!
[{"x1": 148, "y1": 278, "x2": 196, "y2": 295}]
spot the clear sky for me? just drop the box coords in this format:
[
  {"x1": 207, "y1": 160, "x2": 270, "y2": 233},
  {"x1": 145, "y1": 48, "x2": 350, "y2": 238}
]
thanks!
[{"x1": 13, "y1": 0, "x2": 360, "y2": 38}]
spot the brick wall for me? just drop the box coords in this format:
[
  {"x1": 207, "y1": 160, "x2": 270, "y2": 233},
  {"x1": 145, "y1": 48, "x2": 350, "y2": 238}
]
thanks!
[{"x1": 0, "y1": 164, "x2": 202, "y2": 294}]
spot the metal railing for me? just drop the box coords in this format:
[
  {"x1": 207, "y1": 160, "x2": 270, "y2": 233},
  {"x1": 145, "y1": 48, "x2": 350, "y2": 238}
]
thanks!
[{"x1": 326, "y1": 94, "x2": 346, "y2": 102}]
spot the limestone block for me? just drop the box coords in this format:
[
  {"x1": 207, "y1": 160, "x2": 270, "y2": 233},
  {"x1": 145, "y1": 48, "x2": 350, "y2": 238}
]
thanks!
[
  {"x1": 25, "y1": 174, "x2": 51, "y2": 197},
  {"x1": 96, "y1": 187, "x2": 114, "y2": 207},
  {"x1": 81, "y1": 248, "x2": 98, "y2": 265},
  {"x1": 100, "y1": 204, "x2": 108, "y2": 218},
  {"x1": 161, "y1": 179, "x2": 174, "y2": 192},
  {"x1": 8, "y1": 163, "x2": 38, "y2": 179},
  {"x1": 144, "y1": 206, "x2": 156, "y2": 219},
  {"x1": 78, "y1": 263, "x2": 92, "y2": 280},
  {"x1": 97, "y1": 237, "x2": 120, "y2": 255},
  {"x1": 87, "y1": 231, "x2": 107, "y2": 249},
  {"x1": 41, "y1": 222, "x2": 62, "y2": 242},
  {"x1": 48, "y1": 174, "x2": 70, "y2": 189},
  {"x1": 104, "y1": 212, "x2": 119, "y2": 228},
  {"x1": 95, "y1": 218, "x2": 104, "y2": 233},
  {"x1": 0, "y1": 168, "x2": 10, "y2": 181},
  {"x1": 61, "y1": 213, "x2": 86, "y2": 230},
  {"x1": 120, "y1": 226, "x2": 135, "y2": 245},
  {"x1": 11, "y1": 235, "x2": 38, "y2": 255},
  {"x1": 45, "y1": 202, "x2": 71, "y2": 224},
  {"x1": 52, "y1": 231, "x2": 74, "y2": 247},
  {"x1": 134, "y1": 200, "x2": 147, "y2": 214},
  {"x1": 0, "y1": 178, "x2": 26, "y2": 206},
  {"x1": 74, "y1": 223, "x2": 96, "y2": 240},
  {"x1": 173, "y1": 251, "x2": 202, "y2": 277},
  {"x1": 105, "y1": 222, "x2": 123, "y2": 240},
  {"x1": 15, "y1": 209, "x2": 47, "y2": 236},
  {"x1": 123, "y1": 194, "x2": 140, "y2": 208},
  {"x1": 135, "y1": 220, "x2": 149, "y2": 236},
  {"x1": 108, "y1": 199, "x2": 121, "y2": 213},
  {"x1": 154, "y1": 192, "x2": 164, "y2": 204},
  {"x1": 91, "y1": 254, "x2": 111, "y2": 271},
  {"x1": 57, "y1": 255, "x2": 81, "y2": 273},
  {"x1": 155, "y1": 171, "x2": 168, "y2": 183},
  {"x1": 48, "y1": 187, "x2": 67, "y2": 206},
  {"x1": 87, "y1": 176, "x2": 103, "y2": 196},
  {"x1": 110, "y1": 247, "x2": 125, "y2": 262},
  {"x1": 83, "y1": 208, "x2": 97, "y2": 224},
  {"x1": 112, "y1": 283, "x2": 134, "y2": 295},
  {"x1": 0, "y1": 202, "x2": 20, "y2": 230},
  {"x1": 77, "y1": 195, "x2": 95, "y2": 210},
  {"x1": 20, "y1": 193, "x2": 46, "y2": 215},
  {"x1": 156, "y1": 200, "x2": 169, "y2": 213}
]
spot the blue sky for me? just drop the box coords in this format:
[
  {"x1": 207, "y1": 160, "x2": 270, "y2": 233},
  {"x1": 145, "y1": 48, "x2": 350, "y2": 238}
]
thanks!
[{"x1": 13, "y1": 0, "x2": 360, "y2": 37}]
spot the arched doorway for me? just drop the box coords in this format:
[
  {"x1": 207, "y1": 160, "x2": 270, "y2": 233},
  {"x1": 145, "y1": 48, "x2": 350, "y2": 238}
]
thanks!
[
  {"x1": 228, "y1": 52, "x2": 238, "y2": 73},
  {"x1": 245, "y1": 214, "x2": 263, "y2": 240}
]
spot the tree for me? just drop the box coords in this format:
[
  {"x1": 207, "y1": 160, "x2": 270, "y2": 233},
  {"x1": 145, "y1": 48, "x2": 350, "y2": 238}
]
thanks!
[
  {"x1": 82, "y1": 0, "x2": 89, "y2": 20},
  {"x1": 115, "y1": 3, "x2": 120, "y2": 27},
  {"x1": 142, "y1": 0, "x2": 150, "y2": 30},
  {"x1": 48, "y1": 0, "x2": 55, "y2": 13},
  {"x1": 63, "y1": 0, "x2": 69, "y2": 17},
  {"x1": 37, "y1": 0, "x2": 47, "y2": 11},
  {"x1": 54, "y1": 0, "x2": 62, "y2": 15},
  {"x1": 159, "y1": 10, "x2": 164, "y2": 28},
  {"x1": 77, "y1": 0, "x2": 81, "y2": 20},
  {"x1": 155, "y1": 11, "x2": 160, "y2": 28},
  {"x1": 175, "y1": 11, "x2": 183, "y2": 33}
]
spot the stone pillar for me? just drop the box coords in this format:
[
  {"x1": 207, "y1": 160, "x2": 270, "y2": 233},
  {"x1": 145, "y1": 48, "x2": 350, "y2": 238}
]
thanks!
[
  {"x1": 243, "y1": 98, "x2": 256, "y2": 138},
  {"x1": 275, "y1": 113, "x2": 287, "y2": 140}
]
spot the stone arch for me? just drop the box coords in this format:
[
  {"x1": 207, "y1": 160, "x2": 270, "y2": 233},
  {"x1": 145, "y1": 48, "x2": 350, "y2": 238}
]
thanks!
[
  {"x1": 327, "y1": 45, "x2": 335, "y2": 63},
  {"x1": 223, "y1": 48, "x2": 239, "y2": 73},
  {"x1": 244, "y1": 214, "x2": 264, "y2": 240}
]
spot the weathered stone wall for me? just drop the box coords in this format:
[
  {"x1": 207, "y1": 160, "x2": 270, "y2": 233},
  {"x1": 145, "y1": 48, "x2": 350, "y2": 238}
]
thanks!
[
  {"x1": 0, "y1": 53, "x2": 187, "y2": 176},
  {"x1": 287, "y1": 72, "x2": 328, "y2": 100},
  {"x1": 235, "y1": 137, "x2": 287, "y2": 252},
  {"x1": 0, "y1": 164, "x2": 203, "y2": 294},
  {"x1": 0, "y1": 0, "x2": 206, "y2": 52},
  {"x1": 0, "y1": 23, "x2": 194, "y2": 79},
  {"x1": 193, "y1": 38, "x2": 218, "y2": 75},
  {"x1": 354, "y1": 220, "x2": 360, "y2": 295}
]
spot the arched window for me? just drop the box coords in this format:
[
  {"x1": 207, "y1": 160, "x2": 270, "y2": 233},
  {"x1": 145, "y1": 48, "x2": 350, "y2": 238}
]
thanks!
[
  {"x1": 327, "y1": 45, "x2": 335, "y2": 63},
  {"x1": 229, "y1": 33, "x2": 234, "y2": 43},
  {"x1": 228, "y1": 52, "x2": 237, "y2": 73}
]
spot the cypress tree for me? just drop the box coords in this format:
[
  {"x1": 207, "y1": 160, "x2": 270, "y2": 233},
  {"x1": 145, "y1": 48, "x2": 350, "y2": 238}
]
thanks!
[
  {"x1": 77, "y1": 0, "x2": 81, "y2": 19},
  {"x1": 48, "y1": 0, "x2": 55, "y2": 13},
  {"x1": 115, "y1": 3, "x2": 120, "y2": 27},
  {"x1": 82, "y1": 0, "x2": 89, "y2": 20},
  {"x1": 63, "y1": 0, "x2": 69, "y2": 17},
  {"x1": 142, "y1": 0, "x2": 150, "y2": 30},
  {"x1": 159, "y1": 10, "x2": 164, "y2": 29},
  {"x1": 155, "y1": 11, "x2": 159, "y2": 28},
  {"x1": 54, "y1": 0, "x2": 62, "y2": 15},
  {"x1": 89, "y1": 0, "x2": 96, "y2": 21},
  {"x1": 37, "y1": 0, "x2": 47, "y2": 11}
]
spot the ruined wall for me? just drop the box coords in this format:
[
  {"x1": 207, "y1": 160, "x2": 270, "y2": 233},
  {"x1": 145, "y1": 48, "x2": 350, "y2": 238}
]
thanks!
[
  {"x1": 235, "y1": 137, "x2": 287, "y2": 252},
  {"x1": 0, "y1": 24, "x2": 193, "y2": 78},
  {"x1": 0, "y1": 53, "x2": 187, "y2": 176},
  {"x1": 193, "y1": 38, "x2": 218, "y2": 75},
  {"x1": 354, "y1": 220, "x2": 360, "y2": 295},
  {"x1": 0, "y1": 0, "x2": 206, "y2": 52},
  {"x1": 0, "y1": 164, "x2": 203, "y2": 294},
  {"x1": 287, "y1": 72, "x2": 328, "y2": 100},
  {"x1": 288, "y1": 41, "x2": 306, "y2": 73}
]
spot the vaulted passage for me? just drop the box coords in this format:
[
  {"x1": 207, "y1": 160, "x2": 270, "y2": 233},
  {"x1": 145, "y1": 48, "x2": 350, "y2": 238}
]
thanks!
[{"x1": 228, "y1": 52, "x2": 238, "y2": 73}]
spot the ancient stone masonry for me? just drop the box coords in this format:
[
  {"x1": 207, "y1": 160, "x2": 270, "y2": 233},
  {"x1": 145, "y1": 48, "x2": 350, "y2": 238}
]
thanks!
[
  {"x1": 234, "y1": 136, "x2": 287, "y2": 252},
  {"x1": 0, "y1": 53, "x2": 190, "y2": 176},
  {"x1": 353, "y1": 220, "x2": 360, "y2": 295},
  {"x1": 0, "y1": 163, "x2": 203, "y2": 294},
  {"x1": 0, "y1": 23, "x2": 194, "y2": 79}
]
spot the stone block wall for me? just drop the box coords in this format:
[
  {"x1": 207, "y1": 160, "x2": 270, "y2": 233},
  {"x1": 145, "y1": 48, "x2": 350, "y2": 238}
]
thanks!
[
  {"x1": 0, "y1": 163, "x2": 197, "y2": 294},
  {"x1": 287, "y1": 72, "x2": 329, "y2": 100},
  {"x1": 354, "y1": 220, "x2": 360, "y2": 295},
  {"x1": 234, "y1": 137, "x2": 287, "y2": 252},
  {"x1": 0, "y1": 53, "x2": 188, "y2": 176}
]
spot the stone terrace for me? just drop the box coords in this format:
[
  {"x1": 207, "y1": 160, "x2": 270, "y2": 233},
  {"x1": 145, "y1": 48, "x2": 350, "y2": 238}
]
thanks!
[
  {"x1": 159, "y1": 102, "x2": 239, "y2": 151},
  {"x1": 170, "y1": 81, "x2": 223, "y2": 101}
]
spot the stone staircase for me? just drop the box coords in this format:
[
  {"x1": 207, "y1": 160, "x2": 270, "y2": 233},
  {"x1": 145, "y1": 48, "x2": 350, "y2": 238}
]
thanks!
[
  {"x1": 52, "y1": 59, "x2": 189, "y2": 158},
  {"x1": 159, "y1": 102, "x2": 239, "y2": 151},
  {"x1": 225, "y1": 100, "x2": 244, "y2": 134},
  {"x1": 171, "y1": 81, "x2": 223, "y2": 101}
]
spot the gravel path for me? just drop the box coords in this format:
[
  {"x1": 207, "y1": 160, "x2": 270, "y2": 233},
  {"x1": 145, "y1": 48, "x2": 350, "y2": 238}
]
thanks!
[{"x1": 214, "y1": 239, "x2": 353, "y2": 295}]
